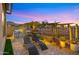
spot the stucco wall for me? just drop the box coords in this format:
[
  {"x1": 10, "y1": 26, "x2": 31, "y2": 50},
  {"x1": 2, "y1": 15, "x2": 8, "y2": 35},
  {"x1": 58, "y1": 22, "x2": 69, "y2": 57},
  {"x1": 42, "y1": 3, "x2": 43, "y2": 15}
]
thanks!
[{"x1": 0, "y1": 3, "x2": 5, "y2": 55}]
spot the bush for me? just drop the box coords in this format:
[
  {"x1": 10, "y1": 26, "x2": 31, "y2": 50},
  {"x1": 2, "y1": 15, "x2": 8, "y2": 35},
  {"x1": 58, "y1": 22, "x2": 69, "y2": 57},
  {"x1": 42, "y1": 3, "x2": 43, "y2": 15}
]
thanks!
[{"x1": 3, "y1": 39, "x2": 13, "y2": 55}]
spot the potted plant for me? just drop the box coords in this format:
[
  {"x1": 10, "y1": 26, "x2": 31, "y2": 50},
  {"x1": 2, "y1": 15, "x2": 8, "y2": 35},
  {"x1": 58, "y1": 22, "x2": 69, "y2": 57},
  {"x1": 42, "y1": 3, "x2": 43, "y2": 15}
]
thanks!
[
  {"x1": 59, "y1": 36, "x2": 66, "y2": 48},
  {"x1": 70, "y1": 40, "x2": 77, "y2": 51},
  {"x1": 70, "y1": 39, "x2": 79, "y2": 51}
]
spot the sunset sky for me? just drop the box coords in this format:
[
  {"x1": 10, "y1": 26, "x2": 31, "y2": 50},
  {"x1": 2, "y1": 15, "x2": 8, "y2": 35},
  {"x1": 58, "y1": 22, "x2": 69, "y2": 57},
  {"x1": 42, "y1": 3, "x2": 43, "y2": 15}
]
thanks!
[{"x1": 6, "y1": 3, "x2": 79, "y2": 24}]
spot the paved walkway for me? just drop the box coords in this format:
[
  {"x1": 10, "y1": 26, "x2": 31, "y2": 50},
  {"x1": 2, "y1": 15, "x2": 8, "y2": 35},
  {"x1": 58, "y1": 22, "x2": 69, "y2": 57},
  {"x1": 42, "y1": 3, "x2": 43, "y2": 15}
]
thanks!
[
  {"x1": 12, "y1": 39, "x2": 79, "y2": 55},
  {"x1": 37, "y1": 44, "x2": 76, "y2": 55},
  {"x1": 12, "y1": 39, "x2": 29, "y2": 55},
  {"x1": 0, "y1": 37, "x2": 5, "y2": 55}
]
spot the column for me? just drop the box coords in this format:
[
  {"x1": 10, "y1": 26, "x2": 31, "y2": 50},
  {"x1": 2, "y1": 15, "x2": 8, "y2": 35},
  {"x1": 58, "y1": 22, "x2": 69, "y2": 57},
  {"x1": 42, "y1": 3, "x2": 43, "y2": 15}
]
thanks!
[
  {"x1": 75, "y1": 24, "x2": 78, "y2": 40},
  {"x1": 68, "y1": 24, "x2": 72, "y2": 41}
]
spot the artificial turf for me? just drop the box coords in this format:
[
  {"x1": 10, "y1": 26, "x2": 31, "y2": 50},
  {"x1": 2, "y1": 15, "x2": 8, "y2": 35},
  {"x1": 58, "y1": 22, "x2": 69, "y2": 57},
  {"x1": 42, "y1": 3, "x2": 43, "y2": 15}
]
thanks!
[{"x1": 3, "y1": 39, "x2": 14, "y2": 55}]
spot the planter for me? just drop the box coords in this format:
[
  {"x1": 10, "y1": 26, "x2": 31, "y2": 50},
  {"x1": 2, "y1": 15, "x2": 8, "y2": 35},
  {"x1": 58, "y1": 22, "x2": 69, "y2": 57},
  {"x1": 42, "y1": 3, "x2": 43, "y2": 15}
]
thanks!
[
  {"x1": 60, "y1": 40, "x2": 66, "y2": 48},
  {"x1": 70, "y1": 42, "x2": 79, "y2": 51},
  {"x1": 59, "y1": 36, "x2": 66, "y2": 48},
  {"x1": 70, "y1": 43, "x2": 77, "y2": 51},
  {"x1": 42, "y1": 38, "x2": 49, "y2": 45}
]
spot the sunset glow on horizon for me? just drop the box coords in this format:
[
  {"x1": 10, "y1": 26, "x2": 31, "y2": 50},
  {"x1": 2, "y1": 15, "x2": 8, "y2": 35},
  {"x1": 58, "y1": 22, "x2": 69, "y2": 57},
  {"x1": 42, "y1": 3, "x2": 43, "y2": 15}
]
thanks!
[{"x1": 6, "y1": 3, "x2": 79, "y2": 24}]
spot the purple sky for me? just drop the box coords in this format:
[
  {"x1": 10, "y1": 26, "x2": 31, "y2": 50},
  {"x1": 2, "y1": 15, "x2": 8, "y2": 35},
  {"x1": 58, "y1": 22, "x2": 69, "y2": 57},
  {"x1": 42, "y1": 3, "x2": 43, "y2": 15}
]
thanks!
[{"x1": 6, "y1": 3, "x2": 79, "y2": 24}]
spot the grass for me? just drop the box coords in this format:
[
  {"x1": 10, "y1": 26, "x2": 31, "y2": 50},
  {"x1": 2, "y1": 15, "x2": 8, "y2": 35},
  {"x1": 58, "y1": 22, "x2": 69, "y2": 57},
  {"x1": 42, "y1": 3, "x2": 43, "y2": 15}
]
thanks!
[{"x1": 3, "y1": 39, "x2": 14, "y2": 55}]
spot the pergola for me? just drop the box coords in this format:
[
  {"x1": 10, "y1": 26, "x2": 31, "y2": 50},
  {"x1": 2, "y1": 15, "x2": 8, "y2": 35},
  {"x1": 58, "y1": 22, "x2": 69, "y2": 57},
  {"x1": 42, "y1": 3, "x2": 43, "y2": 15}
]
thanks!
[{"x1": 58, "y1": 23, "x2": 79, "y2": 41}]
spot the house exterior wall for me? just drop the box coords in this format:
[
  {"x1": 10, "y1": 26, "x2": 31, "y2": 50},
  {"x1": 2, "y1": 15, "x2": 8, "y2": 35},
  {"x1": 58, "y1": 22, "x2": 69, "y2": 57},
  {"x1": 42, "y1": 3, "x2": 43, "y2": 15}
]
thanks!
[
  {"x1": 6, "y1": 24, "x2": 14, "y2": 37},
  {"x1": 0, "y1": 3, "x2": 5, "y2": 55}
]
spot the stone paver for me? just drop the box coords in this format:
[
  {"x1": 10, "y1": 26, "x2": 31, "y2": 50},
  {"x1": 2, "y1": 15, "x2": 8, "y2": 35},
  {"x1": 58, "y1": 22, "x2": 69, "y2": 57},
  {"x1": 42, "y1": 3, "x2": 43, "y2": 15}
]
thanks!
[
  {"x1": 36, "y1": 44, "x2": 78, "y2": 55},
  {"x1": 12, "y1": 39, "x2": 28, "y2": 55},
  {"x1": 12, "y1": 39, "x2": 79, "y2": 55}
]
